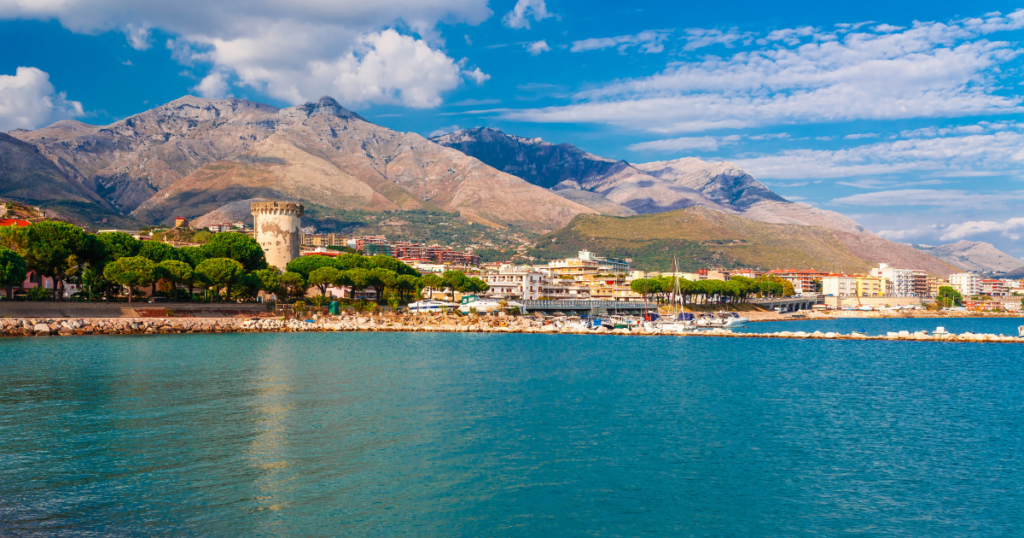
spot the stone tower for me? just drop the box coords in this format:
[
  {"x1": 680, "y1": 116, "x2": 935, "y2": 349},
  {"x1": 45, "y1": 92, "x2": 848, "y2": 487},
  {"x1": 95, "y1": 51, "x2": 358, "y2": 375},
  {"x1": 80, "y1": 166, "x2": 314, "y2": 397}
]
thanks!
[{"x1": 251, "y1": 201, "x2": 304, "y2": 271}]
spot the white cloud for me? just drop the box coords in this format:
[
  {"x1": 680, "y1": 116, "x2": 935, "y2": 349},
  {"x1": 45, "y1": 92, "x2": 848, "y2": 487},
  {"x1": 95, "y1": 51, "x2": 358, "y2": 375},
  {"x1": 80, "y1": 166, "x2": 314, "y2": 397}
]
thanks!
[
  {"x1": 941, "y1": 217, "x2": 1024, "y2": 241},
  {"x1": 748, "y1": 132, "x2": 790, "y2": 140},
  {"x1": 428, "y1": 124, "x2": 460, "y2": 137},
  {"x1": 0, "y1": 67, "x2": 84, "y2": 131},
  {"x1": 503, "y1": 0, "x2": 551, "y2": 30},
  {"x1": 831, "y1": 189, "x2": 1024, "y2": 210},
  {"x1": 628, "y1": 134, "x2": 740, "y2": 152},
  {"x1": 527, "y1": 40, "x2": 550, "y2": 55},
  {"x1": 192, "y1": 72, "x2": 232, "y2": 98},
  {"x1": 682, "y1": 28, "x2": 755, "y2": 51},
  {"x1": 507, "y1": 10, "x2": 1024, "y2": 133},
  {"x1": 735, "y1": 128, "x2": 1024, "y2": 179},
  {"x1": 844, "y1": 133, "x2": 879, "y2": 139},
  {"x1": 0, "y1": 0, "x2": 492, "y2": 108},
  {"x1": 570, "y1": 30, "x2": 670, "y2": 54},
  {"x1": 462, "y1": 67, "x2": 490, "y2": 85}
]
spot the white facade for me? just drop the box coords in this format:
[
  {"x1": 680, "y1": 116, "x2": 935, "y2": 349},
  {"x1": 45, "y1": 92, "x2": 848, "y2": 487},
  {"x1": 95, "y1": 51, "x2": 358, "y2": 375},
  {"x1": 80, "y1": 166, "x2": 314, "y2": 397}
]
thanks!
[
  {"x1": 481, "y1": 265, "x2": 545, "y2": 300},
  {"x1": 822, "y1": 275, "x2": 857, "y2": 297},
  {"x1": 870, "y1": 263, "x2": 915, "y2": 297},
  {"x1": 949, "y1": 273, "x2": 981, "y2": 297}
]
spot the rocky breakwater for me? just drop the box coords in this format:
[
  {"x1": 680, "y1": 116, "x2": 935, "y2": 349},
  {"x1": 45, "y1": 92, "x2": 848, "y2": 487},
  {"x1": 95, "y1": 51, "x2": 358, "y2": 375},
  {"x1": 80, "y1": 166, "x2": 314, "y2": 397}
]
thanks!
[
  {"x1": 0, "y1": 317, "x2": 248, "y2": 336},
  {"x1": 4, "y1": 313, "x2": 1024, "y2": 344}
]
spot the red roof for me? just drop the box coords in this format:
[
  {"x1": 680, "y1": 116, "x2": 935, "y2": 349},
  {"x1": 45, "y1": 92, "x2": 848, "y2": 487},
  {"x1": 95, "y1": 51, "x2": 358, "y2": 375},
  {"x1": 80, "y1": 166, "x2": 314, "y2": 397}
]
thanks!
[{"x1": 0, "y1": 218, "x2": 31, "y2": 227}]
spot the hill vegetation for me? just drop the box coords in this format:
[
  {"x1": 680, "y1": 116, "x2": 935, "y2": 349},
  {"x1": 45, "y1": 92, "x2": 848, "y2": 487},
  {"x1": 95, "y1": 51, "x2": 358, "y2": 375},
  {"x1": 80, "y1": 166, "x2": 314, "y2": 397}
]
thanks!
[{"x1": 529, "y1": 206, "x2": 957, "y2": 274}]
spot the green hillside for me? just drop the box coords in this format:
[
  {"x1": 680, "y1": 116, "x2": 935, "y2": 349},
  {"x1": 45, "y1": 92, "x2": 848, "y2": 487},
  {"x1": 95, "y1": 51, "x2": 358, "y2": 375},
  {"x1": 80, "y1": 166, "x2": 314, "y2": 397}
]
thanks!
[{"x1": 529, "y1": 206, "x2": 875, "y2": 272}]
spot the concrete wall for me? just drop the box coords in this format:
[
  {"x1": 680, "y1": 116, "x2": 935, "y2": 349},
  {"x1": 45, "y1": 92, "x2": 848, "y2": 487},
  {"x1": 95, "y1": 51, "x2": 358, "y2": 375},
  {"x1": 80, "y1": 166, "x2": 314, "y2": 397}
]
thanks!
[
  {"x1": 824, "y1": 296, "x2": 929, "y2": 308},
  {"x1": 252, "y1": 202, "x2": 303, "y2": 271}
]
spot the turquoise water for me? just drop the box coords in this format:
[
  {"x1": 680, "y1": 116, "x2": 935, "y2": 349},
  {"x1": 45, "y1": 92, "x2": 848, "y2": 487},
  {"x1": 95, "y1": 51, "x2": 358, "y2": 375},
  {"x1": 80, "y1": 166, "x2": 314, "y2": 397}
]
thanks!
[{"x1": 1, "y1": 325, "x2": 1022, "y2": 536}]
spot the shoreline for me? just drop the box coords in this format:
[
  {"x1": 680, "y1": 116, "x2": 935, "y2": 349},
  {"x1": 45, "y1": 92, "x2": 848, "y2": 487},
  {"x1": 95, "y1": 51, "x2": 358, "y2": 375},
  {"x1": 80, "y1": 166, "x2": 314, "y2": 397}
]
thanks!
[{"x1": 3, "y1": 312, "x2": 1022, "y2": 344}]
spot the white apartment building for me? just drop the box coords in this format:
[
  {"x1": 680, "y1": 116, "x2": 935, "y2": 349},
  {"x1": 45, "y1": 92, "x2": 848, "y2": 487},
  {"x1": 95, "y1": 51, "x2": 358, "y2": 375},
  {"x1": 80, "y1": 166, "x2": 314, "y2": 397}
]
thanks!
[
  {"x1": 479, "y1": 265, "x2": 545, "y2": 300},
  {"x1": 949, "y1": 273, "x2": 981, "y2": 297},
  {"x1": 870, "y1": 263, "x2": 916, "y2": 297},
  {"x1": 822, "y1": 274, "x2": 858, "y2": 297}
]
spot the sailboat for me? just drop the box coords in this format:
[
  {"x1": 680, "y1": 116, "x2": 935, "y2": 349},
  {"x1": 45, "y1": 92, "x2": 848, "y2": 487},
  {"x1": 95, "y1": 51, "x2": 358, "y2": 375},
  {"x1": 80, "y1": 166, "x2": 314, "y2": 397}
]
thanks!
[{"x1": 659, "y1": 256, "x2": 696, "y2": 333}]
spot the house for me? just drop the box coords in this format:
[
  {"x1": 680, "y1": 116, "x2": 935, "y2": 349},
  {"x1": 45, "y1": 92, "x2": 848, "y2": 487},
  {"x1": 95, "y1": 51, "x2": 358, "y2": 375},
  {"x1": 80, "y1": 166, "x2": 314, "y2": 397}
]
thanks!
[
  {"x1": 821, "y1": 274, "x2": 858, "y2": 297},
  {"x1": 174, "y1": 216, "x2": 189, "y2": 228}
]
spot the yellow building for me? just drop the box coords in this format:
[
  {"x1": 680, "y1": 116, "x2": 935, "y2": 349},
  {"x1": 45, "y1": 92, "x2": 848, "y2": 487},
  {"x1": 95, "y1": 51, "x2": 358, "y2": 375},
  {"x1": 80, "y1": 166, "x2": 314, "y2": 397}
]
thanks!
[
  {"x1": 856, "y1": 276, "x2": 884, "y2": 297},
  {"x1": 547, "y1": 257, "x2": 601, "y2": 277}
]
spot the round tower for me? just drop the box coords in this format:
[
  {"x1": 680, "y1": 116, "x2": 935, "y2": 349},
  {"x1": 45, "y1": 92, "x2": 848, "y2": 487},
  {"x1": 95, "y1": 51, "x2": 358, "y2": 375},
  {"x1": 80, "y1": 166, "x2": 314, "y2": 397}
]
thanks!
[{"x1": 251, "y1": 201, "x2": 304, "y2": 271}]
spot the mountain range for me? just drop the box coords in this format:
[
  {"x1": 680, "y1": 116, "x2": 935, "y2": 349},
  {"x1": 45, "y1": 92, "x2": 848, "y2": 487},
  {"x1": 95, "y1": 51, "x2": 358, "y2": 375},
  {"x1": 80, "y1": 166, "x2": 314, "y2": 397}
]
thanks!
[
  {"x1": 0, "y1": 94, "x2": 1003, "y2": 277},
  {"x1": 912, "y1": 241, "x2": 1024, "y2": 275}
]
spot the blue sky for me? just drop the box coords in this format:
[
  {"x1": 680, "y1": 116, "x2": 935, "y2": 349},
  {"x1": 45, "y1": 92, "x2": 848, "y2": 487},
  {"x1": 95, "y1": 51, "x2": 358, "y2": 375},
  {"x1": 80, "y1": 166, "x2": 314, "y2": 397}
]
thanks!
[{"x1": 2, "y1": 0, "x2": 1024, "y2": 256}]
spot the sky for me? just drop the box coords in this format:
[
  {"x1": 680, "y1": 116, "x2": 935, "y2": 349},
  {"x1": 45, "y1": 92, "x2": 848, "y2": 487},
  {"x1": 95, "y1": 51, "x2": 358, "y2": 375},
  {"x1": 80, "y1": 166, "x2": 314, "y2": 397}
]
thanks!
[{"x1": 2, "y1": 0, "x2": 1024, "y2": 256}]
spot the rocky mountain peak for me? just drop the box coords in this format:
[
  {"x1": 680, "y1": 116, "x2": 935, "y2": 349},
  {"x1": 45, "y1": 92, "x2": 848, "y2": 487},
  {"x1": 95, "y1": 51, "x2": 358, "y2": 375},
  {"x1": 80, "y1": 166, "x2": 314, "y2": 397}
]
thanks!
[{"x1": 281, "y1": 96, "x2": 366, "y2": 122}]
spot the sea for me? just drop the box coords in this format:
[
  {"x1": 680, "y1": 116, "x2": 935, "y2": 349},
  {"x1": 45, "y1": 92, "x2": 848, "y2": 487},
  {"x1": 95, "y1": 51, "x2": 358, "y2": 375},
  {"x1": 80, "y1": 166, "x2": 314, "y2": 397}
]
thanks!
[{"x1": 1, "y1": 319, "x2": 1022, "y2": 537}]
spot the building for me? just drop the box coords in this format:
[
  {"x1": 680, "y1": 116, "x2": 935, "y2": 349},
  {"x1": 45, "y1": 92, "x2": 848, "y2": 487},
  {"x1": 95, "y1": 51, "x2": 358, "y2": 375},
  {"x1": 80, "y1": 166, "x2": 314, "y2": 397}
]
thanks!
[
  {"x1": 577, "y1": 250, "x2": 631, "y2": 273},
  {"x1": 0, "y1": 218, "x2": 31, "y2": 227},
  {"x1": 174, "y1": 216, "x2": 189, "y2": 228},
  {"x1": 251, "y1": 201, "x2": 304, "y2": 271},
  {"x1": 981, "y1": 279, "x2": 1009, "y2": 296},
  {"x1": 301, "y1": 233, "x2": 347, "y2": 248},
  {"x1": 355, "y1": 236, "x2": 388, "y2": 252},
  {"x1": 870, "y1": 264, "x2": 918, "y2": 297},
  {"x1": 548, "y1": 256, "x2": 601, "y2": 277},
  {"x1": 949, "y1": 273, "x2": 981, "y2": 297},
  {"x1": 477, "y1": 265, "x2": 545, "y2": 300},
  {"x1": 767, "y1": 269, "x2": 830, "y2": 295},
  {"x1": 927, "y1": 276, "x2": 947, "y2": 298},
  {"x1": 822, "y1": 274, "x2": 858, "y2": 297},
  {"x1": 856, "y1": 276, "x2": 884, "y2": 297}
]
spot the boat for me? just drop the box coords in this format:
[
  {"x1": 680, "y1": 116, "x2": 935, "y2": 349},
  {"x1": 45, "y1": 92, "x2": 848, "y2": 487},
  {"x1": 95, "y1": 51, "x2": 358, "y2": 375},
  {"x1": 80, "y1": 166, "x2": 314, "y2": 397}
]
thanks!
[
  {"x1": 659, "y1": 312, "x2": 696, "y2": 333},
  {"x1": 1018, "y1": 326, "x2": 1024, "y2": 337},
  {"x1": 408, "y1": 299, "x2": 457, "y2": 314},
  {"x1": 458, "y1": 295, "x2": 522, "y2": 314},
  {"x1": 718, "y1": 312, "x2": 749, "y2": 327}
]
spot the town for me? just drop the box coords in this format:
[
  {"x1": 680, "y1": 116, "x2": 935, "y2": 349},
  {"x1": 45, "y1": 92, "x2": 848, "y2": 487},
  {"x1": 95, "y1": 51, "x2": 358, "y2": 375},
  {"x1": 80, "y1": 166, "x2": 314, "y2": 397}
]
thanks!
[{"x1": 1, "y1": 201, "x2": 1019, "y2": 315}]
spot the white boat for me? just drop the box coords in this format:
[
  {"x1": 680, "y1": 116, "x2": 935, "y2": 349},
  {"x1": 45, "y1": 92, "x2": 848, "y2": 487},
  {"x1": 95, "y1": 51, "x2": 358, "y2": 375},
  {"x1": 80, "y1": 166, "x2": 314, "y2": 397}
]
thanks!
[
  {"x1": 1018, "y1": 326, "x2": 1024, "y2": 337},
  {"x1": 718, "y1": 312, "x2": 749, "y2": 327},
  {"x1": 458, "y1": 295, "x2": 522, "y2": 314},
  {"x1": 408, "y1": 299, "x2": 457, "y2": 314}
]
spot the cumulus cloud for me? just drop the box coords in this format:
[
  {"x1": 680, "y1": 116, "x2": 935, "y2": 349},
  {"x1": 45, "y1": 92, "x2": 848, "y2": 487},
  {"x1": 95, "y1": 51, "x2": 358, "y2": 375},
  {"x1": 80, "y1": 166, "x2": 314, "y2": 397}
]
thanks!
[
  {"x1": 192, "y1": 72, "x2": 232, "y2": 98},
  {"x1": 682, "y1": 28, "x2": 755, "y2": 51},
  {"x1": 527, "y1": 40, "x2": 551, "y2": 55},
  {"x1": 940, "y1": 217, "x2": 1024, "y2": 241},
  {"x1": 570, "y1": 30, "x2": 670, "y2": 54},
  {"x1": 503, "y1": 0, "x2": 552, "y2": 30},
  {"x1": 507, "y1": 10, "x2": 1024, "y2": 133},
  {"x1": 0, "y1": 0, "x2": 492, "y2": 108},
  {"x1": 0, "y1": 67, "x2": 84, "y2": 131},
  {"x1": 628, "y1": 135, "x2": 740, "y2": 152}
]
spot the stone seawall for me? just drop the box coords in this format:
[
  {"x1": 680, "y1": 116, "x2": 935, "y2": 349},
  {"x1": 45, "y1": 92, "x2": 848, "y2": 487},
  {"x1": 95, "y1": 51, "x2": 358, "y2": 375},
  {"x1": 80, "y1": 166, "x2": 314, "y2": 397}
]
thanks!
[{"x1": 3, "y1": 314, "x2": 1022, "y2": 344}]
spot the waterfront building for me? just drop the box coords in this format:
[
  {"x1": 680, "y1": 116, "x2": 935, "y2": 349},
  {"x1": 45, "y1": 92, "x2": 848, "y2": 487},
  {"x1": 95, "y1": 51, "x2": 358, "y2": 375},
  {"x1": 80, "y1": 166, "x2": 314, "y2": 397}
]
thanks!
[
  {"x1": 949, "y1": 273, "x2": 981, "y2": 297},
  {"x1": 856, "y1": 276, "x2": 885, "y2": 297},
  {"x1": 981, "y1": 279, "x2": 1009, "y2": 296},
  {"x1": 577, "y1": 249, "x2": 631, "y2": 273},
  {"x1": 870, "y1": 264, "x2": 919, "y2": 297},
  {"x1": 301, "y1": 233, "x2": 347, "y2": 248},
  {"x1": 822, "y1": 274, "x2": 858, "y2": 297},
  {"x1": 478, "y1": 265, "x2": 545, "y2": 300},
  {"x1": 767, "y1": 269, "x2": 830, "y2": 295},
  {"x1": 548, "y1": 255, "x2": 602, "y2": 277}
]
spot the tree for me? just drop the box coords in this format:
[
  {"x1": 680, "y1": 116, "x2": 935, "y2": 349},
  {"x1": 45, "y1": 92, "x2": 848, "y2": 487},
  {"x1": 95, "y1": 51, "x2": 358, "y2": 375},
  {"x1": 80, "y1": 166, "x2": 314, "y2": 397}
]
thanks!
[
  {"x1": 103, "y1": 256, "x2": 157, "y2": 303},
  {"x1": 19, "y1": 221, "x2": 89, "y2": 301},
  {"x1": 421, "y1": 273, "x2": 443, "y2": 299},
  {"x1": 95, "y1": 232, "x2": 142, "y2": 262},
  {"x1": 278, "y1": 271, "x2": 308, "y2": 301},
  {"x1": 177, "y1": 246, "x2": 208, "y2": 298},
  {"x1": 346, "y1": 268, "x2": 371, "y2": 300},
  {"x1": 0, "y1": 246, "x2": 27, "y2": 300},
  {"x1": 138, "y1": 241, "x2": 178, "y2": 296},
  {"x1": 286, "y1": 255, "x2": 337, "y2": 278},
  {"x1": 253, "y1": 269, "x2": 282, "y2": 298},
  {"x1": 203, "y1": 232, "x2": 267, "y2": 271},
  {"x1": 630, "y1": 278, "x2": 662, "y2": 303},
  {"x1": 937, "y1": 286, "x2": 963, "y2": 307},
  {"x1": 368, "y1": 267, "x2": 398, "y2": 303},
  {"x1": 334, "y1": 253, "x2": 368, "y2": 271},
  {"x1": 158, "y1": 260, "x2": 193, "y2": 302},
  {"x1": 395, "y1": 274, "x2": 420, "y2": 302},
  {"x1": 308, "y1": 266, "x2": 343, "y2": 296},
  {"x1": 196, "y1": 258, "x2": 245, "y2": 302},
  {"x1": 442, "y1": 271, "x2": 468, "y2": 302}
]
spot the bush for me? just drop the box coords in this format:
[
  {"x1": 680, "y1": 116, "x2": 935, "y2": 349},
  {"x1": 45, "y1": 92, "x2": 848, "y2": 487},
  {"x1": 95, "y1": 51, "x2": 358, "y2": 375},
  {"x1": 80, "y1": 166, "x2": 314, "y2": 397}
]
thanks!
[{"x1": 27, "y1": 287, "x2": 51, "y2": 301}]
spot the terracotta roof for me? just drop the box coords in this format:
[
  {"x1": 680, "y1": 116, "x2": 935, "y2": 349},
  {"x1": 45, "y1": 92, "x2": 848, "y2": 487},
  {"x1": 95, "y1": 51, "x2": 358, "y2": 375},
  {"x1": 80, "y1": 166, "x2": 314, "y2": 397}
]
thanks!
[{"x1": 0, "y1": 218, "x2": 31, "y2": 227}]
